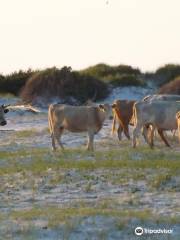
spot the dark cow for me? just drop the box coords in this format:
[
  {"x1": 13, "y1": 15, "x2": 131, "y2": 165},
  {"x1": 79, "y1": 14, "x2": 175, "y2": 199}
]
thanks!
[{"x1": 111, "y1": 100, "x2": 136, "y2": 140}]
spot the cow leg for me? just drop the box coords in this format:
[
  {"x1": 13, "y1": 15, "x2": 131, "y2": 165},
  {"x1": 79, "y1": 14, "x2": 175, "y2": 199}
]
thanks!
[
  {"x1": 142, "y1": 125, "x2": 149, "y2": 144},
  {"x1": 56, "y1": 127, "x2": 64, "y2": 150},
  {"x1": 132, "y1": 125, "x2": 141, "y2": 148},
  {"x1": 142, "y1": 125, "x2": 154, "y2": 148},
  {"x1": 172, "y1": 130, "x2": 177, "y2": 139},
  {"x1": 53, "y1": 126, "x2": 64, "y2": 150},
  {"x1": 148, "y1": 125, "x2": 155, "y2": 148},
  {"x1": 123, "y1": 125, "x2": 130, "y2": 140},
  {"x1": 157, "y1": 129, "x2": 171, "y2": 147},
  {"x1": 51, "y1": 133, "x2": 56, "y2": 151},
  {"x1": 87, "y1": 130, "x2": 95, "y2": 151},
  {"x1": 117, "y1": 125, "x2": 123, "y2": 141}
]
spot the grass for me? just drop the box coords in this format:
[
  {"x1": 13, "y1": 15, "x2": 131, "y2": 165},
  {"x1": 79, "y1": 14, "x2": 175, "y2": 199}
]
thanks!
[
  {"x1": 3, "y1": 204, "x2": 179, "y2": 229},
  {"x1": 0, "y1": 142, "x2": 179, "y2": 238},
  {"x1": 149, "y1": 173, "x2": 172, "y2": 189},
  {"x1": 0, "y1": 146, "x2": 179, "y2": 198},
  {"x1": 0, "y1": 147, "x2": 179, "y2": 175},
  {"x1": 14, "y1": 129, "x2": 38, "y2": 138}
]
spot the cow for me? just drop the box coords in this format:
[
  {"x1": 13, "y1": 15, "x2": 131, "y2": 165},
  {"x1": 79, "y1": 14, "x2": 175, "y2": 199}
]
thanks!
[
  {"x1": 111, "y1": 100, "x2": 136, "y2": 140},
  {"x1": 0, "y1": 104, "x2": 9, "y2": 126},
  {"x1": 111, "y1": 99, "x2": 167, "y2": 144},
  {"x1": 142, "y1": 94, "x2": 180, "y2": 145},
  {"x1": 132, "y1": 101, "x2": 180, "y2": 148},
  {"x1": 48, "y1": 103, "x2": 112, "y2": 151}
]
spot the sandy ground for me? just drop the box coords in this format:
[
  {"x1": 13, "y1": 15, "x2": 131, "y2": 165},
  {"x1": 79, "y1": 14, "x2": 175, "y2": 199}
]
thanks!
[
  {"x1": 0, "y1": 88, "x2": 180, "y2": 239},
  {"x1": 0, "y1": 111, "x2": 179, "y2": 239}
]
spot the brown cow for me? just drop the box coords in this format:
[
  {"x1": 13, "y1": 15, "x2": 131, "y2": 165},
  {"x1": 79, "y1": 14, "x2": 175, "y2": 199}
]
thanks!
[
  {"x1": 111, "y1": 100, "x2": 136, "y2": 140},
  {"x1": 111, "y1": 99, "x2": 171, "y2": 147}
]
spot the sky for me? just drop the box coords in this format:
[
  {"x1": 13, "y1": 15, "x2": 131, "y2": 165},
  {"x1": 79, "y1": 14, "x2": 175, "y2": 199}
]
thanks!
[{"x1": 0, "y1": 0, "x2": 180, "y2": 74}]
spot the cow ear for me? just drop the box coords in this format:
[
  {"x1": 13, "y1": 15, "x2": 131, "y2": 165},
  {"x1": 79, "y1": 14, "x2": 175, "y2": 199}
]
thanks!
[{"x1": 4, "y1": 109, "x2": 9, "y2": 113}]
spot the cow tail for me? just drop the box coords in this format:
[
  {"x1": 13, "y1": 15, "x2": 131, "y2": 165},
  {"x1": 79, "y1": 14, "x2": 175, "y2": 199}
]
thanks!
[
  {"x1": 111, "y1": 111, "x2": 116, "y2": 135},
  {"x1": 131, "y1": 104, "x2": 137, "y2": 127},
  {"x1": 48, "y1": 105, "x2": 54, "y2": 137}
]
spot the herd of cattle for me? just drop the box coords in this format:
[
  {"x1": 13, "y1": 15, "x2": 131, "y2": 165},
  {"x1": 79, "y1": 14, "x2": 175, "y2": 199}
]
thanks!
[
  {"x1": 1, "y1": 94, "x2": 180, "y2": 151},
  {"x1": 48, "y1": 94, "x2": 180, "y2": 151}
]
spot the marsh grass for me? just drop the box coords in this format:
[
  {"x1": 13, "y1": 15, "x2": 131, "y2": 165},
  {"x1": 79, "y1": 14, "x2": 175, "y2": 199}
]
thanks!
[
  {"x1": 0, "y1": 146, "x2": 179, "y2": 176},
  {"x1": 5, "y1": 205, "x2": 180, "y2": 230},
  {"x1": 14, "y1": 129, "x2": 38, "y2": 138},
  {"x1": 149, "y1": 173, "x2": 172, "y2": 189},
  {"x1": 0, "y1": 143, "x2": 179, "y2": 238}
]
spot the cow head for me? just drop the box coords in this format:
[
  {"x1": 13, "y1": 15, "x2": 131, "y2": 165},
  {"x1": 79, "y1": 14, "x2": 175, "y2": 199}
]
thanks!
[
  {"x1": 99, "y1": 104, "x2": 113, "y2": 119},
  {"x1": 0, "y1": 104, "x2": 9, "y2": 126},
  {"x1": 176, "y1": 111, "x2": 180, "y2": 120}
]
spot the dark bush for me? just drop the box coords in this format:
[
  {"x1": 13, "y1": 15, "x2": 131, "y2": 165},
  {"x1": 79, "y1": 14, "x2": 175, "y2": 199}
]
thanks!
[
  {"x1": 158, "y1": 76, "x2": 180, "y2": 94},
  {"x1": 20, "y1": 66, "x2": 109, "y2": 104},
  {"x1": 155, "y1": 64, "x2": 180, "y2": 86},
  {"x1": 0, "y1": 69, "x2": 35, "y2": 95}
]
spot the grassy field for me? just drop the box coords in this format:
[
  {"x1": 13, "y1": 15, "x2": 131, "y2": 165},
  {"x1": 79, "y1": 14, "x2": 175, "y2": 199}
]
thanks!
[{"x1": 0, "y1": 128, "x2": 180, "y2": 239}]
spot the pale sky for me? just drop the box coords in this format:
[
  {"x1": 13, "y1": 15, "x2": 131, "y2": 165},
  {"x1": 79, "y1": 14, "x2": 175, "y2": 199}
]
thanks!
[{"x1": 0, "y1": 0, "x2": 180, "y2": 74}]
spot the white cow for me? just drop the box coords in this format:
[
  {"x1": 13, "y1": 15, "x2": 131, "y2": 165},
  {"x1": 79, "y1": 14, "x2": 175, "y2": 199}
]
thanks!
[{"x1": 48, "y1": 103, "x2": 112, "y2": 151}]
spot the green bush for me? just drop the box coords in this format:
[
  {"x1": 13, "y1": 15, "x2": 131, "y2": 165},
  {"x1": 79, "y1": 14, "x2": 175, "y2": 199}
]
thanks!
[
  {"x1": 20, "y1": 66, "x2": 109, "y2": 104},
  {"x1": 81, "y1": 63, "x2": 141, "y2": 81},
  {"x1": 108, "y1": 74, "x2": 145, "y2": 87},
  {"x1": 158, "y1": 76, "x2": 180, "y2": 94}
]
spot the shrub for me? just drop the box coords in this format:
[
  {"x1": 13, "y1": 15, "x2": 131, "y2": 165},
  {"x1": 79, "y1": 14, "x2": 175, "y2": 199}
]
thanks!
[
  {"x1": 155, "y1": 64, "x2": 180, "y2": 86},
  {"x1": 20, "y1": 66, "x2": 109, "y2": 104},
  {"x1": 0, "y1": 69, "x2": 35, "y2": 95},
  {"x1": 158, "y1": 76, "x2": 180, "y2": 94},
  {"x1": 107, "y1": 74, "x2": 144, "y2": 87},
  {"x1": 81, "y1": 63, "x2": 113, "y2": 79},
  {"x1": 81, "y1": 63, "x2": 141, "y2": 82}
]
